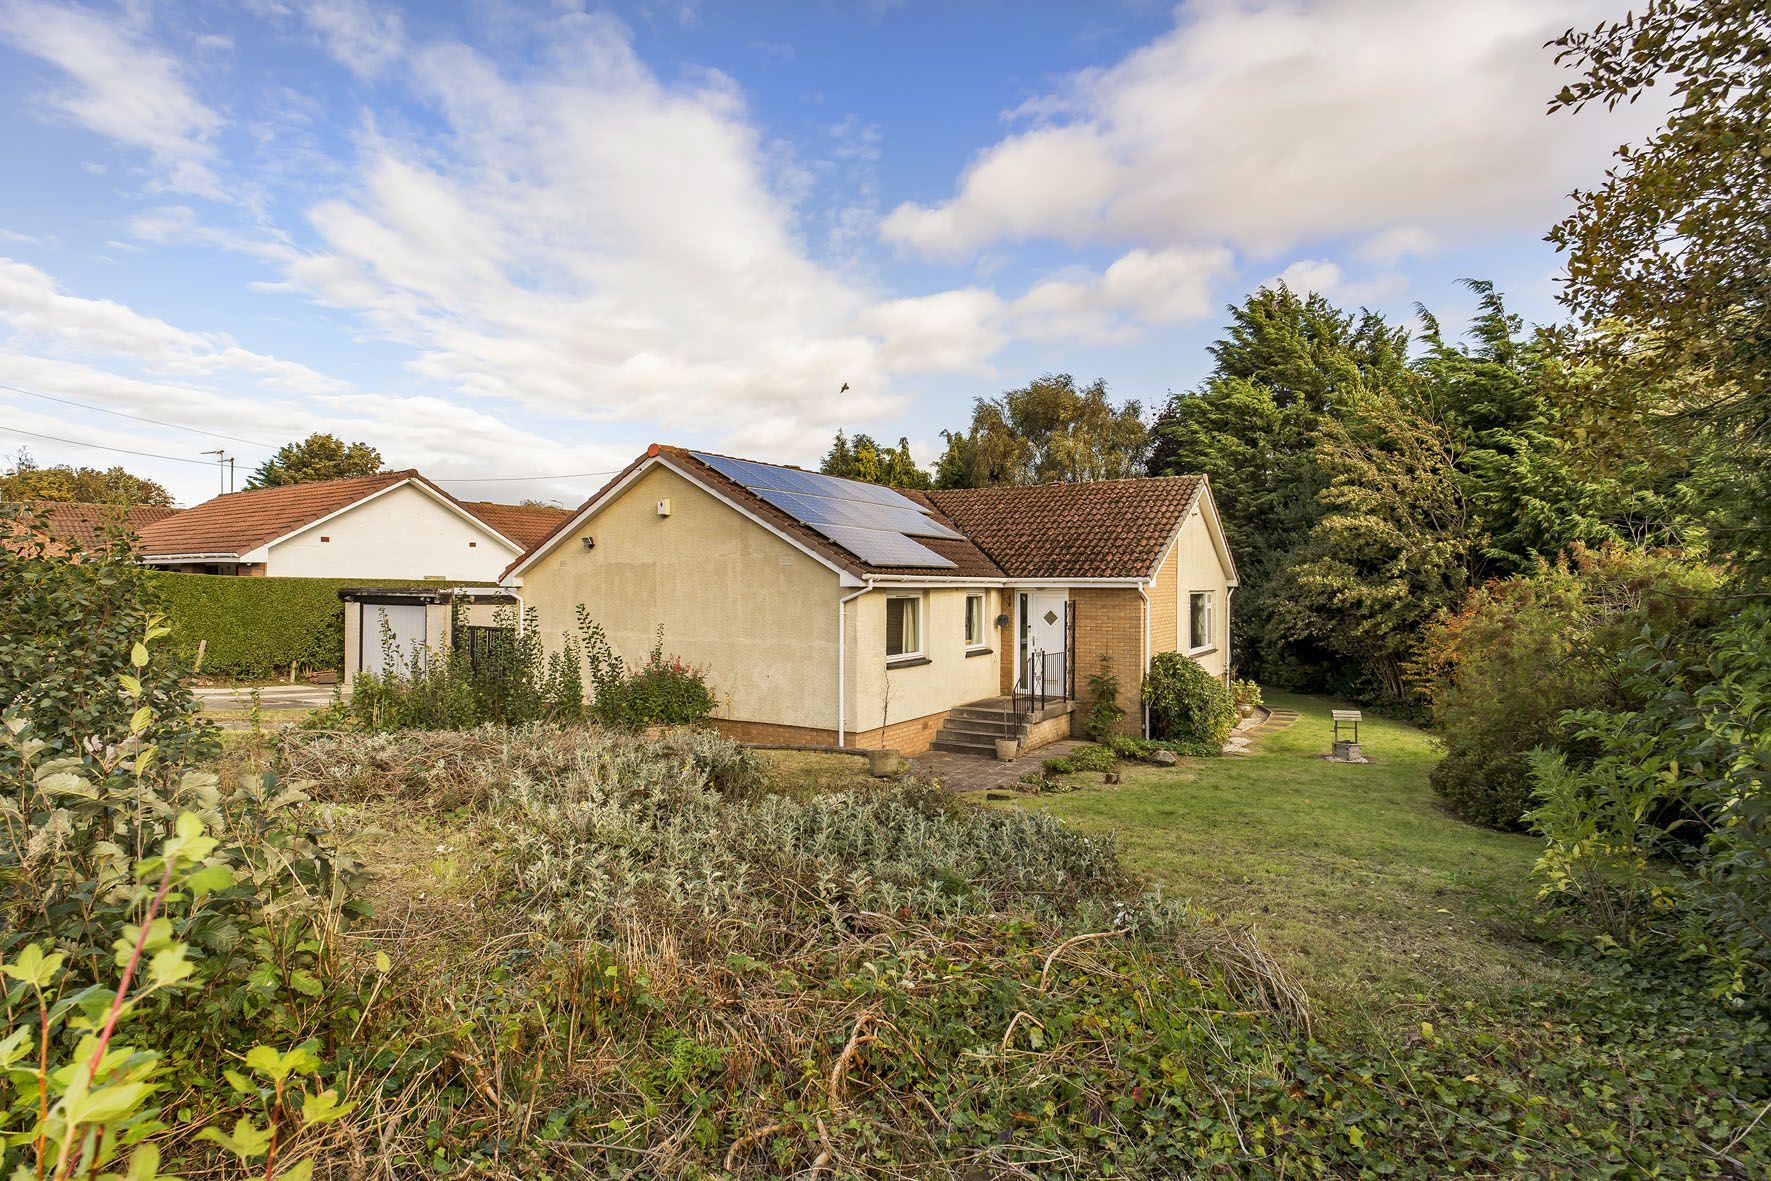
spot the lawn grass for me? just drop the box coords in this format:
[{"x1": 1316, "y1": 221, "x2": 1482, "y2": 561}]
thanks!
[{"x1": 1008, "y1": 691, "x2": 1569, "y2": 1029}]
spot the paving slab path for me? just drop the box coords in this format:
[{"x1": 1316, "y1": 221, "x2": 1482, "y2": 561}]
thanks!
[
  {"x1": 911, "y1": 739, "x2": 1087, "y2": 794},
  {"x1": 195, "y1": 685, "x2": 337, "y2": 712}
]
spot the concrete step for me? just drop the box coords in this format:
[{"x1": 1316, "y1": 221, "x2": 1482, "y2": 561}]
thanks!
[
  {"x1": 939, "y1": 717, "x2": 1026, "y2": 739},
  {"x1": 931, "y1": 737, "x2": 1002, "y2": 756}
]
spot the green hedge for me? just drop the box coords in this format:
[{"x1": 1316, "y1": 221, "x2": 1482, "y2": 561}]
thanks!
[{"x1": 150, "y1": 573, "x2": 474, "y2": 679}]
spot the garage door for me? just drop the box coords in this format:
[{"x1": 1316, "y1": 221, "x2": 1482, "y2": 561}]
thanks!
[{"x1": 361, "y1": 603, "x2": 428, "y2": 677}]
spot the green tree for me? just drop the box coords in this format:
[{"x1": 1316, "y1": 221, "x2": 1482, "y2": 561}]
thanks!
[
  {"x1": 1270, "y1": 390, "x2": 1479, "y2": 707},
  {"x1": 0, "y1": 448, "x2": 173, "y2": 506},
  {"x1": 934, "y1": 374, "x2": 1147, "y2": 489},
  {"x1": 247, "y1": 433, "x2": 385, "y2": 489},
  {"x1": 1148, "y1": 287, "x2": 1411, "y2": 681},
  {"x1": 819, "y1": 431, "x2": 931, "y2": 489},
  {"x1": 1548, "y1": 0, "x2": 1771, "y2": 580}
]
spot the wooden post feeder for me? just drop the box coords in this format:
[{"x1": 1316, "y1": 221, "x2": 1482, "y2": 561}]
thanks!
[{"x1": 1331, "y1": 710, "x2": 1364, "y2": 762}]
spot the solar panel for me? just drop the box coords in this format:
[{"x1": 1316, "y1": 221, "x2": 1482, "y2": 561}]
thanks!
[
  {"x1": 691, "y1": 451, "x2": 962, "y2": 568},
  {"x1": 816, "y1": 525, "x2": 956, "y2": 568}
]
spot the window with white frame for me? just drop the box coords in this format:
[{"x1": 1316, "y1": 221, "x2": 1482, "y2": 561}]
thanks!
[
  {"x1": 964, "y1": 593, "x2": 987, "y2": 648},
  {"x1": 885, "y1": 594, "x2": 922, "y2": 661},
  {"x1": 1188, "y1": 591, "x2": 1215, "y2": 651}
]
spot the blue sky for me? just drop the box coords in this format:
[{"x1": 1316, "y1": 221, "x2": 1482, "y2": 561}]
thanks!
[{"x1": 0, "y1": 0, "x2": 1657, "y2": 506}]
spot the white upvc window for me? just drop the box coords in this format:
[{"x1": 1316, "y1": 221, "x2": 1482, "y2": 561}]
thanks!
[
  {"x1": 1188, "y1": 590, "x2": 1216, "y2": 652},
  {"x1": 885, "y1": 593, "x2": 923, "y2": 662},
  {"x1": 964, "y1": 592, "x2": 987, "y2": 649}
]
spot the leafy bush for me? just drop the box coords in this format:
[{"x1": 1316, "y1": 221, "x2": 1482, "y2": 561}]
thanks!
[
  {"x1": 1528, "y1": 604, "x2": 1771, "y2": 1000},
  {"x1": 2, "y1": 619, "x2": 368, "y2": 1178},
  {"x1": 0, "y1": 505, "x2": 215, "y2": 766},
  {"x1": 1419, "y1": 545, "x2": 1720, "y2": 829},
  {"x1": 578, "y1": 613, "x2": 717, "y2": 729},
  {"x1": 150, "y1": 571, "x2": 471, "y2": 679},
  {"x1": 1141, "y1": 651, "x2": 1235, "y2": 750},
  {"x1": 1083, "y1": 653, "x2": 1126, "y2": 741},
  {"x1": 333, "y1": 603, "x2": 584, "y2": 732},
  {"x1": 1232, "y1": 677, "x2": 1263, "y2": 712},
  {"x1": 1042, "y1": 743, "x2": 1117, "y2": 776}
]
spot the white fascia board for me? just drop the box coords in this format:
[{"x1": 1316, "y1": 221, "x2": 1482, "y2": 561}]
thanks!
[
  {"x1": 1004, "y1": 576, "x2": 1151, "y2": 588},
  {"x1": 139, "y1": 552, "x2": 243, "y2": 563}
]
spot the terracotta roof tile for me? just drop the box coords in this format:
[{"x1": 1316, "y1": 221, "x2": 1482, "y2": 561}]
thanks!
[
  {"x1": 460, "y1": 501, "x2": 571, "y2": 549},
  {"x1": 925, "y1": 476, "x2": 1205, "y2": 579},
  {"x1": 138, "y1": 470, "x2": 422, "y2": 558},
  {"x1": 3, "y1": 501, "x2": 180, "y2": 557}
]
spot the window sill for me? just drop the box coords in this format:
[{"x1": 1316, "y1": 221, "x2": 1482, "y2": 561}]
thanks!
[
  {"x1": 886, "y1": 656, "x2": 931, "y2": 670},
  {"x1": 1187, "y1": 645, "x2": 1218, "y2": 657},
  {"x1": 964, "y1": 646, "x2": 994, "y2": 658}
]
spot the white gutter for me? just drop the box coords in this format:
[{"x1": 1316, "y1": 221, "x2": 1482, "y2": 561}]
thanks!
[{"x1": 836, "y1": 582, "x2": 871, "y2": 747}]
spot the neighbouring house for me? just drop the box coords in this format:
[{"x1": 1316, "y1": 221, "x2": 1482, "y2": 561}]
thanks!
[
  {"x1": 504, "y1": 444, "x2": 1238, "y2": 755},
  {"x1": 1, "y1": 500, "x2": 181, "y2": 558},
  {"x1": 136, "y1": 470, "x2": 567, "y2": 582}
]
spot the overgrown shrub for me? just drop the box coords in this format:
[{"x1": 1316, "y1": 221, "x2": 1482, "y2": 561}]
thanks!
[
  {"x1": 279, "y1": 725, "x2": 1769, "y2": 1177},
  {"x1": 578, "y1": 612, "x2": 717, "y2": 729},
  {"x1": 334, "y1": 603, "x2": 584, "y2": 732},
  {"x1": 1, "y1": 505, "x2": 216, "y2": 766},
  {"x1": 1528, "y1": 604, "x2": 1771, "y2": 1000},
  {"x1": 1141, "y1": 650, "x2": 1234, "y2": 750},
  {"x1": 1084, "y1": 654, "x2": 1126, "y2": 740},
  {"x1": 1419, "y1": 545, "x2": 1720, "y2": 829},
  {"x1": 2, "y1": 621, "x2": 369, "y2": 1178}
]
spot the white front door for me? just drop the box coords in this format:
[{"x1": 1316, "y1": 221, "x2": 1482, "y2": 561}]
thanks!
[
  {"x1": 1017, "y1": 590, "x2": 1068, "y2": 695},
  {"x1": 362, "y1": 603, "x2": 428, "y2": 677}
]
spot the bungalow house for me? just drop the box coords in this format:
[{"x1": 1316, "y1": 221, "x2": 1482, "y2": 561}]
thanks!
[
  {"x1": 504, "y1": 445, "x2": 1237, "y2": 755},
  {"x1": 137, "y1": 470, "x2": 568, "y2": 583}
]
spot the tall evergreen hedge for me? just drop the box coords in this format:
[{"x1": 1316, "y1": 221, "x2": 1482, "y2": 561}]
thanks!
[{"x1": 149, "y1": 573, "x2": 471, "y2": 679}]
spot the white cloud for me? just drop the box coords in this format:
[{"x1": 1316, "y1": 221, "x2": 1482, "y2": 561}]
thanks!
[
  {"x1": 1274, "y1": 258, "x2": 1408, "y2": 306},
  {"x1": 296, "y1": 0, "x2": 406, "y2": 78},
  {"x1": 0, "y1": 257, "x2": 344, "y2": 393},
  {"x1": 0, "y1": 0, "x2": 224, "y2": 195},
  {"x1": 882, "y1": 0, "x2": 1654, "y2": 261}
]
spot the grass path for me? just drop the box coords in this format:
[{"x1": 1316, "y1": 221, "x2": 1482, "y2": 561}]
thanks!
[{"x1": 1010, "y1": 692, "x2": 1568, "y2": 1030}]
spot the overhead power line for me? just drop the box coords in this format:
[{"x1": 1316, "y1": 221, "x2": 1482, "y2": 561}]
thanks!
[
  {"x1": 1, "y1": 378, "x2": 626, "y2": 484},
  {"x1": 0, "y1": 381, "x2": 278, "y2": 449},
  {"x1": 0, "y1": 424, "x2": 225, "y2": 466},
  {"x1": 439, "y1": 470, "x2": 622, "y2": 483}
]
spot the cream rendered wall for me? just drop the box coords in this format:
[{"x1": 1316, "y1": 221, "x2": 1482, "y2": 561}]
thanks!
[
  {"x1": 517, "y1": 465, "x2": 845, "y2": 730},
  {"x1": 1167, "y1": 505, "x2": 1234, "y2": 680},
  {"x1": 847, "y1": 586, "x2": 1003, "y2": 732},
  {"x1": 266, "y1": 483, "x2": 519, "y2": 581}
]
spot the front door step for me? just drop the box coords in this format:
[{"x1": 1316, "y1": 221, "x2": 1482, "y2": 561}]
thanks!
[{"x1": 931, "y1": 697, "x2": 1074, "y2": 758}]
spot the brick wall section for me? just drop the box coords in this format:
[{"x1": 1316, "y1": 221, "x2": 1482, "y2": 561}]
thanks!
[
  {"x1": 709, "y1": 709, "x2": 952, "y2": 755},
  {"x1": 998, "y1": 615, "x2": 1015, "y2": 695},
  {"x1": 1022, "y1": 711, "x2": 1074, "y2": 752},
  {"x1": 1069, "y1": 587, "x2": 1147, "y2": 738},
  {"x1": 1148, "y1": 540, "x2": 1179, "y2": 653}
]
